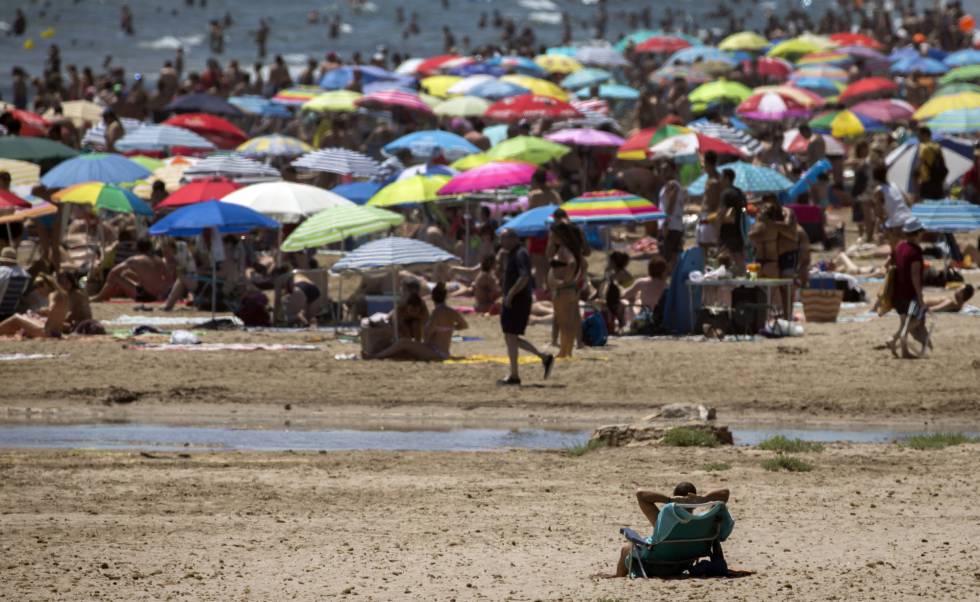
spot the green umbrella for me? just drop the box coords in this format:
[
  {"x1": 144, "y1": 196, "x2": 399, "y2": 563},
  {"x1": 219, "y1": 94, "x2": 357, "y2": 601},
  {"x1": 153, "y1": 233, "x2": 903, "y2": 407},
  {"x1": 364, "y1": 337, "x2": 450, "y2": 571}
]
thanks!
[
  {"x1": 367, "y1": 175, "x2": 452, "y2": 207},
  {"x1": 688, "y1": 80, "x2": 753, "y2": 105},
  {"x1": 939, "y1": 64, "x2": 980, "y2": 85},
  {"x1": 281, "y1": 205, "x2": 405, "y2": 251},
  {"x1": 128, "y1": 155, "x2": 165, "y2": 172},
  {"x1": 52, "y1": 181, "x2": 153, "y2": 216},
  {"x1": 0, "y1": 136, "x2": 78, "y2": 167},
  {"x1": 933, "y1": 82, "x2": 980, "y2": 96},
  {"x1": 485, "y1": 136, "x2": 570, "y2": 165}
]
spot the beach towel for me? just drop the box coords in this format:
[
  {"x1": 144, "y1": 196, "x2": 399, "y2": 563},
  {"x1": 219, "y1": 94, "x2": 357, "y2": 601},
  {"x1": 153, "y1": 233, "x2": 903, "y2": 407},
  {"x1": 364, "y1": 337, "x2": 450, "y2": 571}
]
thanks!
[
  {"x1": 127, "y1": 343, "x2": 321, "y2": 352},
  {"x1": 0, "y1": 353, "x2": 66, "y2": 361},
  {"x1": 104, "y1": 314, "x2": 244, "y2": 327},
  {"x1": 443, "y1": 354, "x2": 607, "y2": 365}
]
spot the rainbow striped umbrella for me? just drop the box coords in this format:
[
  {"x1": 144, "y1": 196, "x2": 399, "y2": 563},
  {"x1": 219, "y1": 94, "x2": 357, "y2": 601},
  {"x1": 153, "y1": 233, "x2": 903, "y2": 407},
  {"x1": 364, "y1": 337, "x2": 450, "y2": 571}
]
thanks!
[
  {"x1": 925, "y1": 107, "x2": 980, "y2": 134},
  {"x1": 791, "y1": 65, "x2": 848, "y2": 81},
  {"x1": 52, "y1": 181, "x2": 153, "y2": 216},
  {"x1": 559, "y1": 190, "x2": 665, "y2": 224},
  {"x1": 237, "y1": 135, "x2": 313, "y2": 159},
  {"x1": 272, "y1": 86, "x2": 323, "y2": 106},
  {"x1": 795, "y1": 51, "x2": 851, "y2": 66}
]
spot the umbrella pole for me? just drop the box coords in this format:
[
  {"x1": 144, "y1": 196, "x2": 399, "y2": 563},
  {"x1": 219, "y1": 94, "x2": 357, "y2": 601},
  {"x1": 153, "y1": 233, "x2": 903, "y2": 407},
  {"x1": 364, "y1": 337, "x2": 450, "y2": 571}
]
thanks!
[
  {"x1": 464, "y1": 199, "x2": 470, "y2": 267},
  {"x1": 276, "y1": 225, "x2": 282, "y2": 267},
  {"x1": 211, "y1": 252, "x2": 217, "y2": 323},
  {"x1": 5, "y1": 223, "x2": 13, "y2": 249},
  {"x1": 391, "y1": 266, "x2": 399, "y2": 342}
]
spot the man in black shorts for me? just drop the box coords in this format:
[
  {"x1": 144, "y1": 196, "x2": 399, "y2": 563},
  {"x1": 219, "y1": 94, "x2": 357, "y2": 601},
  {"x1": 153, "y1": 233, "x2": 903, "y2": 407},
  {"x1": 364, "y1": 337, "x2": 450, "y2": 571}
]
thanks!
[{"x1": 498, "y1": 229, "x2": 553, "y2": 386}]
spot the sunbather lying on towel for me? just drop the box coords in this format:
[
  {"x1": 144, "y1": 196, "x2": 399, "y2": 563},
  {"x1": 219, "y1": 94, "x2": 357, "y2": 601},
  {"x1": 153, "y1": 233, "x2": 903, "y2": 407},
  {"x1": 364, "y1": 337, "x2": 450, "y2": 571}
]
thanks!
[
  {"x1": 926, "y1": 284, "x2": 974, "y2": 313},
  {"x1": 596, "y1": 481, "x2": 730, "y2": 579}
]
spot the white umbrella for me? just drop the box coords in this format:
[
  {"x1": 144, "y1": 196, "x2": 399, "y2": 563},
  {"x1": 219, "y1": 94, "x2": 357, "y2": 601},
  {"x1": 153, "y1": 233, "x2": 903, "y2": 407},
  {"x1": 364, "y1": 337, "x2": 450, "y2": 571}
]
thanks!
[
  {"x1": 446, "y1": 74, "x2": 496, "y2": 96},
  {"x1": 885, "y1": 136, "x2": 973, "y2": 193},
  {"x1": 115, "y1": 124, "x2": 216, "y2": 152},
  {"x1": 182, "y1": 155, "x2": 281, "y2": 181},
  {"x1": 292, "y1": 147, "x2": 380, "y2": 178},
  {"x1": 221, "y1": 181, "x2": 354, "y2": 223}
]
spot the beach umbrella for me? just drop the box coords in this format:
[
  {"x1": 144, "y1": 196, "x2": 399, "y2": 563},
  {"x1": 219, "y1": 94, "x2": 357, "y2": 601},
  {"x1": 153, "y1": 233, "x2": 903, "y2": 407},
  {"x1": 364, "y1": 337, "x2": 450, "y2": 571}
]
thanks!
[
  {"x1": 885, "y1": 136, "x2": 973, "y2": 193},
  {"x1": 445, "y1": 75, "x2": 496, "y2": 96},
  {"x1": 150, "y1": 200, "x2": 278, "y2": 318},
  {"x1": 926, "y1": 108, "x2": 980, "y2": 134},
  {"x1": 396, "y1": 164, "x2": 457, "y2": 181},
  {"x1": 420, "y1": 75, "x2": 463, "y2": 98},
  {"x1": 0, "y1": 193, "x2": 57, "y2": 226},
  {"x1": 664, "y1": 47, "x2": 734, "y2": 66},
  {"x1": 835, "y1": 46, "x2": 891, "y2": 71},
  {"x1": 0, "y1": 136, "x2": 78, "y2": 166},
  {"x1": 332, "y1": 236, "x2": 458, "y2": 272},
  {"x1": 183, "y1": 154, "x2": 280, "y2": 182},
  {"x1": 129, "y1": 155, "x2": 164, "y2": 172},
  {"x1": 163, "y1": 113, "x2": 247, "y2": 149},
  {"x1": 500, "y1": 75, "x2": 568, "y2": 100},
  {"x1": 439, "y1": 161, "x2": 537, "y2": 194},
  {"x1": 616, "y1": 124, "x2": 690, "y2": 159},
  {"x1": 495, "y1": 204, "x2": 559, "y2": 237},
  {"x1": 300, "y1": 90, "x2": 362, "y2": 113},
  {"x1": 788, "y1": 77, "x2": 844, "y2": 97},
  {"x1": 53, "y1": 181, "x2": 153, "y2": 216},
  {"x1": 533, "y1": 54, "x2": 583, "y2": 74},
  {"x1": 574, "y1": 46, "x2": 630, "y2": 68},
  {"x1": 449, "y1": 152, "x2": 494, "y2": 171},
  {"x1": 795, "y1": 51, "x2": 851, "y2": 67},
  {"x1": 718, "y1": 31, "x2": 769, "y2": 51},
  {"x1": 433, "y1": 96, "x2": 491, "y2": 117},
  {"x1": 559, "y1": 190, "x2": 665, "y2": 224},
  {"x1": 850, "y1": 99, "x2": 916, "y2": 123},
  {"x1": 486, "y1": 136, "x2": 570, "y2": 165},
  {"x1": 828, "y1": 32, "x2": 882, "y2": 50},
  {"x1": 561, "y1": 68, "x2": 612, "y2": 90},
  {"x1": 42, "y1": 100, "x2": 104, "y2": 128},
  {"x1": 809, "y1": 110, "x2": 885, "y2": 138},
  {"x1": 574, "y1": 84, "x2": 640, "y2": 100},
  {"x1": 939, "y1": 64, "x2": 980, "y2": 85},
  {"x1": 467, "y1": 79, "x2": 530, "y2": 100},
  {"x1": 271, "y1": 86, "x2": 324, "y2": 107},
  {"x1": 688, "y1": 80, "x2": 753, "y2": 105},
  {"x1": 910, "y1": 199, "x2": 980, "y2": 232},
  {"x1": 394, "y1": 57, "x2": 425, "y2": 75},
  {"x1": 384, "y1": 130, "x2": 480, "y2": 162},
  {"x1": 448, "y1": 62, "x2": 505, "y2": 77},
  {"x1": 635, "y1": 36, "x2": 692, "y2": 54},
  {"x1": 40, "y1": 153, "x2": 149, "y2": 188},
  {"x1": 791, "y1": 65, "x2": 848, "y2": 81},
  {"x1": 484, "y1": 94, "x2": 582, "y2": 122},
  {"x1": 944, "y1": 49, "x2": 980, "y2": 68},
  {"x1": 913, "y1": 92, "x2": 980, "y2": 121},
  {"x1": 737, "y1": 91, "x2": 811, "y2": 121},
  {"x1": 484, "y1": 56, "x2": 546, "y2": 76},
  {"x1": 222, "y1": 181, "x2": 354, "y2": 223},
  {"x1": 781, "y1": 129, "x2": 847, "y2": 156},
  {"x1": 0, "y1": 105, "x2": 50, "y2": 137},
  {"x1": 649, "y1": 65, "x2": 713, "y2": 87},
  {"x1": 544, "y1": 128, "x2": 624, "y2": 147},
  {"x1": 613, "y1": 30, "x2": 700, "y2": 52},
  {"x1": 115, "y1": 124, "x2": 216, "y2": 153},
  {"x1": 228, "y1": 95, "x2": 293, "y2": 118},
  {"x1": 934, "y1": 83, "x2": 980, "y2": 97},
  {"x1": 365, "y1": 175, "x2": 452, "y2": 207},
  {"x1": 318, "y1": 65, "x2": 414, "y2": 90},
  {"x1": 79, "y1": 117, "x2": 141, "y2": 152},
  {"x1": 355, "y1": 90, "x2": 434, "y2": 114},
  {"x1": 157, "y1": 178, "x2": 242, "y2": 209},
  {"x1": 767, "y1": 37, "x2": 830, "y2": 59},
  {"x1": 891, "y1": 56, "x2": 948, "y2": 75},
  {"x1": 164, "y1": 93, "x2": 242, "y2": 116},
  {"x1": 414, "y1": 55, "x2": 463, "y2": 76},
  {"x1": 0, "y1": 190, "x2": 30, "y2": 209},
  {"x1": 839, "y1": 77, "x2": 899, "y2": 103},
  {"x1": 236, "y1": 135, "x2": 312, "y2": 160},
  {"x1": 687, "y1": 161, "x2": 792, "y2": 195},
  {"x1": 686, "y1": 121, "x2": 763, "y2": 156},
  {"x1": 330, "y1": 181, "x2": 384, "y2": 205},
  {"x1": 645, "y1": 132, "x2": 749, "y2": 160},
  {"x1": 0, "y1": 159, "x2": 40, "y2": 187},
  {"x1": 482, "y1": 124, "x2": 510, "y2": 146},
  {"x1": 292, "y1": 148, "x2": 379, "y2": 178},
  {"x1": 753, "y1": 85, "x2": 826, "y2": 108},
  {"x1": 132, "y1": 156, "x2": 199, "y2": 196},
  {"x1": 281, "y1": 205, "x2": 405, "y2": 251}
]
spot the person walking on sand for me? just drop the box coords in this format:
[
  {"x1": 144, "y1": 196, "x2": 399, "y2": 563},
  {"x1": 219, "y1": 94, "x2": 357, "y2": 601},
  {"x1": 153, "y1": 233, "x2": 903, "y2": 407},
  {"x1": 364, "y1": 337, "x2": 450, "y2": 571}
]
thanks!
[{"x1": 498, "y1": 229, "x2": 553, "y2": 386}]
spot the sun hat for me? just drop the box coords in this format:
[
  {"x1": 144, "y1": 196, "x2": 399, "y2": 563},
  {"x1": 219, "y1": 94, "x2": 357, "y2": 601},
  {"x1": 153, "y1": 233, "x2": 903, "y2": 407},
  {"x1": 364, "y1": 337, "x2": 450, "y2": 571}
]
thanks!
[
  {"x1": 0, "y1": 247, "x2": 17, "y2": 265},
  {"x1": 903, "y1": 218, "x2": 925, "y2": 234}
]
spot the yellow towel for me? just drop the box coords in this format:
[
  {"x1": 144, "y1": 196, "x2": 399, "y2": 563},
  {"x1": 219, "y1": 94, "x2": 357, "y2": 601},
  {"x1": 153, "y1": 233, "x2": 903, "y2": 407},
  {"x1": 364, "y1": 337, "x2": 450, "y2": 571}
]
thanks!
[{"x1": 443, "y1": 354, "x2": 607, "y2": 365}]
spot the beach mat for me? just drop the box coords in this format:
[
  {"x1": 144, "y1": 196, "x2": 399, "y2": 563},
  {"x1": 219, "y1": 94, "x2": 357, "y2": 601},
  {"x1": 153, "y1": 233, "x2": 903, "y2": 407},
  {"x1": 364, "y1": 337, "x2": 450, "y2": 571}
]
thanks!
[
  {"x1": 127, "y1": 343, "x2": 321, "y2": 352},
  {"x1": 0, "y1": 353, "x2": 67, "y2": 361},
  {"x1": 104, "y1": 314, "x2": 244, "y2": 327}
]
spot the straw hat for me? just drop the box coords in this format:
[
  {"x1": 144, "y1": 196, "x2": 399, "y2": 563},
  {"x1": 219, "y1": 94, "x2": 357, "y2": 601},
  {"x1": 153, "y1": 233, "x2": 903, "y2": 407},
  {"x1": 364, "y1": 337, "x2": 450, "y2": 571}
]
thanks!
[{"x1": 0, "y1": 247, "x2": 17, "y2": 265}]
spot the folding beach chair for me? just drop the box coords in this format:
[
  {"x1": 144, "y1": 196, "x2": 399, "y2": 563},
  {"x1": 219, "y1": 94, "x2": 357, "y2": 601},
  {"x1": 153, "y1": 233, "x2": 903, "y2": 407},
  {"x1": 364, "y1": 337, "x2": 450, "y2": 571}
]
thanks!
[
  {"x1": 621, "y1": 501, "x2": 735, "y2": 579},
  {"x1": 0, "y1": 269, "x2": 30, "y2": 320}
]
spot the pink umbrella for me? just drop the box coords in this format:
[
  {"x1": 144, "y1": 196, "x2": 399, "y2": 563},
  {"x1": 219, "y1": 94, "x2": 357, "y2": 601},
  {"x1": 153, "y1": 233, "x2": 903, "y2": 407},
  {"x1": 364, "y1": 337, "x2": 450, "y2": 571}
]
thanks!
[
  {"x1": 850, "y1": 99, "x2": 916, "y2": 123},
  {"x1": 544, "y1": 128, "x2": 625, "y2": 147},
  {"x1": 354, "y1": 90, "x2": 434, "y2": 114},
  {"x1": 737, "y1": 92, "x2": 810, "y2": 122},
  {"x1": 438, "y1": 161, "x2": 537, "y2": 194}
]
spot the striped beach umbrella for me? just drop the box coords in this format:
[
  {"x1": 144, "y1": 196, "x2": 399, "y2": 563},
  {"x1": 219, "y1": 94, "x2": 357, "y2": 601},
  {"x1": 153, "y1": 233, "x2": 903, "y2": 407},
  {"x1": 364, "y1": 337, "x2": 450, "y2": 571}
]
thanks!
[
  {"x1": 80, "y1": 117, "x2": 142, "y2": 150},
  {"x1": 910, "y1": 200, "x2": 980, "y2": 232},
  {"x1": 53, "y1": 181, "x2": 153, "y2": 216},
  {"x1": 237, "y1": 135, "x2": 312, "y2": 159},
  {"x1": 795, "y1": 51, "x2": 851, "y2": 66},
  {"x1": 0, "y1": 158, "x2": 41, "y2": 187},
  {"x1": 940, "y1": 65, "x2": 980, "y2": 85},
  {"x1": 182, "y1": 155, "x2": 280, "y2": 181},
  {"x1": 355, "y1": 90, "x2": 434, "y2": 114},
  {"x1": 559, "y1": 190, "x2": 665, "y2": 224},
  {"x1": 926, "y1": 107, "x2": 980, "y2": 134},
  {"x1": 40, "y1": 153, "x2": 150, "y2": 188},
  {"x1": 271, "y1": 86, "x2": 323, "y2": 107},
  {"x1": 791, "y1": 65, "x2": 848, "y2": 81},
  {"x1": 850, "y1": 99, "x2": 916, "y2": 123},
  {"x1": 292, "y1": 148, "x2": 380, "y2": 178},
  {"x1": 331, "y1": 236, "x2": 459, "y2": 272},
  {"x1": 115, "y1": 124, "x2": 216, "y2": 153},
  {"x1": 687, "y1": 161, "x2": 793, "y2": 195},
  {"x1": 885, "y1": 137, "x2": 973, "y2": 193},
  {"x1": 913, "y1": 92, "x2": 980, "y2": 121},
  {"x1": 686, "y1": 121, "x2": 763, "y2": 156},
  {"x1": 281, "y1": 205, "x2": 405, "y2": 251}
]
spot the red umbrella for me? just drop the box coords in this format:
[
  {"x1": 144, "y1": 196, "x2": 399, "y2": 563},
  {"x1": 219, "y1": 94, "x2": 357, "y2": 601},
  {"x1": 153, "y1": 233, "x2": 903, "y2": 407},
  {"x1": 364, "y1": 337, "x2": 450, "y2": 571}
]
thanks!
[
  {"x1": 163, "y1": 113, "x2": 247, "y2": 150},
  {"x1": 355, "y1": 90, "x2": 434, "y2": 114},
  {"x1": 828, "y1": 32, "x2": 883, "y2": 50},
  {"x1": 850, "y1": 99, "x2": 915, "y2": 123},
  {"x1": 1, "y1": 107, "x2": 50, "y2": 137},
  {"x1": 839, "y1": 77, "x2": 899, "y2": 103},
  {"x1": 484, "y1": 94, "x2": 582, "y2": 122},
  {"x1": 635, "y1": 36, "x2": 692, "y2": 54},
  {"x1": 745, "y1": 57, "x2": 793, "y2": 81},
  {"x1": 0, "y1": 190, "x2": 31, "y2": 209},
  {"x1": 416, "y1": 54, "x2": 461, "y2": 76},
  {"x1": 157, "y1": 177, "x2": 242, "y2": 209}
]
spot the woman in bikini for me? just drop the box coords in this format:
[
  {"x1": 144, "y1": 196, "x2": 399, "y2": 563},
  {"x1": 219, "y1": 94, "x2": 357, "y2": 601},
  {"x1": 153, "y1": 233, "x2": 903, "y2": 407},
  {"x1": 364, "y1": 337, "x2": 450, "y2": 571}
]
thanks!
[
  {"x1": 548, "y1": 222, "x2": 584, "y2": 358},
  {"x1": 363, "y1": 283, "x2": 468, "y2": 361},
  {"x1": 0, "y1": 273, "x2": 70, "y2": 338}
]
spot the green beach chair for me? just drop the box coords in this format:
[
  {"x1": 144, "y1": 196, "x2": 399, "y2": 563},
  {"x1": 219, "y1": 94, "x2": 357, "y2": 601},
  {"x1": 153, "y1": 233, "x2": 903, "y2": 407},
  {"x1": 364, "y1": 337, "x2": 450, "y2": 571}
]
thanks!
[{"x1": 620, "y1": 501, "x2": 735, "y2": 578}]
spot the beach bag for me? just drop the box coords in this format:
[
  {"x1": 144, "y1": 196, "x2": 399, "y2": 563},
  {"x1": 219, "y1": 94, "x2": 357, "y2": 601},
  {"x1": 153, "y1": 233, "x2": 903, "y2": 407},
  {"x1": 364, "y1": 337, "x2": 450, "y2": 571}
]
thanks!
[
  {"x1": 235, "y1": 291, "x2": 270, "y2": 327},
  {"x1": 360, "y1": 319, "x2": 394, "y2": 356},
  {"x1": 801, "y1": 289, "x2": 843, "y2": 323},
  {"x1": 876, "y1": 266, "x2": 896, "y2": 316},
  {"x1": 582, "y1": 310, "x2": 608, "y2": 347},
  {"x1": 731, "y1": 286, "x2": 768, "y2": 335}
]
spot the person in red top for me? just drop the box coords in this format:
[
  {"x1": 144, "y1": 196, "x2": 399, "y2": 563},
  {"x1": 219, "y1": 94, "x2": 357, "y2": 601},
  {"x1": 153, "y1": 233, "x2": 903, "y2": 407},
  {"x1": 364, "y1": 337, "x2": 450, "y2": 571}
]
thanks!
[
  {"x1": 886, "y1": 219, "x2": 927, "y2": 358},
  {"x1": 961, "y1": 140, "x2": 980, "y2": 204}
]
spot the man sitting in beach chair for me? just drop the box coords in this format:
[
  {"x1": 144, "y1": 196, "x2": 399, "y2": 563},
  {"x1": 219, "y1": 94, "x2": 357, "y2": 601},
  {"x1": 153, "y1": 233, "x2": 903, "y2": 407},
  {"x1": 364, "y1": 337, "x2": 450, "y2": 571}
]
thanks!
[{"x1": 598, "y1": 482, "x2": 733, "y2": 579}]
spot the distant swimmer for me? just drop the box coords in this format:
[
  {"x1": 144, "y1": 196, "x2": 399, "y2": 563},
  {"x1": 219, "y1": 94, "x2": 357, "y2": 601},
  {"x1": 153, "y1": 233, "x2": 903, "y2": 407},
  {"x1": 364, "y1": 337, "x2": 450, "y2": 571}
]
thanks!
[
  {"x1": 120, "y1": 4, "x2": 134, "y2": 35},
  {"x1": 12, "y1": 8, "x2": 26, "y2": 36},
  {"x1": 253, "y1": 18, "x2": 269, "y2": 58}
]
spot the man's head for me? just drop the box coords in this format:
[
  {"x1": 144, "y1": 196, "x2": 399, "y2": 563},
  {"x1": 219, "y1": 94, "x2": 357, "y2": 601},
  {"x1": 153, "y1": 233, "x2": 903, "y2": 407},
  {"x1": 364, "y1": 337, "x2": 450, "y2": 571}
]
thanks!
[
  {"x1": 917, "y1": 126, "x2": 932, "y2": 142},
  {"x1": 647, "y1": 254, "x2": 667, "y2": 280},
  {"x1": 798, "y1": 124, "x2": 812, "y2": 139},
  {"x1": 136, "y1": 238, "x2": 153, "y2": 255},
  {"x1": 551, "y1": 208, "x2": 569, "y2": 224},
  {"x1": 957, "y1": 284, "x2": 975, "y2": 305},
  {"x1": 499, "y1": 228, "x2": 519, "y2": 250},
  {"x1": 721, "y1": 168, "x2": 736, "y2": 185},
  {"x1": 0, "y1": 171, "x2": 10, "y2": 190},
  {"x1": 431, "y1": 282, "x2": 447, "y2": 304},
  {"x1": 673, "y1": 482, "x2": 697, "y2": 497},
  {"x1": 703, "y1": 150, "x2": 717, "y2": 170},
  {"x1": 903, "y1": 218, "x2": 925, "y2": 241}
]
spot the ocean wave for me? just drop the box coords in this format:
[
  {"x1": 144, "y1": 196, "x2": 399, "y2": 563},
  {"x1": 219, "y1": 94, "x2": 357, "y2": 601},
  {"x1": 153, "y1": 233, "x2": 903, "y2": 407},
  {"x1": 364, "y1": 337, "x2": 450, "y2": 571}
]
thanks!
[
  {"x1": 529, "y1": 12, "x2": 562, "y2": 25},
  {"x1": 518, "y1": 0, "x2": 558, "y2": 10},
  {"x1": 138, "y1": 34, "x2": 204, "y2": 51}
]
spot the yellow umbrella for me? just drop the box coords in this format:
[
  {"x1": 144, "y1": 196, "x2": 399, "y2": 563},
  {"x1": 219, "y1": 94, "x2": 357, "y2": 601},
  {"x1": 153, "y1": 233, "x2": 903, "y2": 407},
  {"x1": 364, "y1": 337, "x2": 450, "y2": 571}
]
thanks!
[
  {"x1": 421, "y1": 75, "x2": 463, "y2": 99},
  {"x1": 766, "y1": 35, "x2": 834, "y2": 59},
  {"x1": 0, "y1": 158, "x2": 41, "y2": 187},
  {"x1": 301, "y1": 90, "x2": 362, "y2": 113},
  {"x1": 450, "y1": 153, "x2": 493, "y2": 171},
  {"x1": 534, "y1": 54, "x2": 583, "y2": 74},
  {"x1": 419, "y1": 92, "x2": 444, "y2": 108},
  {"x1": 43, "y1": 100, "x2": 105, "y2": 128},
  {"x1": 912, "y1": 92, "x2": 980, "y2": 120},
  {"x1": 500, "y1": 75, "x2": 569, "y2": 100},
  {"x1": 434, "y1": 96, "x2": 491, "y2": 117},
  {"x1": 366, "y1": 175, "x2": 452, "y2": 207},
  {"x1": 830, "y1": 111, "x2": 867, "y2": 138},
  {"x1": 718, "y1": 31, "x2": 769, "y2": 51}
]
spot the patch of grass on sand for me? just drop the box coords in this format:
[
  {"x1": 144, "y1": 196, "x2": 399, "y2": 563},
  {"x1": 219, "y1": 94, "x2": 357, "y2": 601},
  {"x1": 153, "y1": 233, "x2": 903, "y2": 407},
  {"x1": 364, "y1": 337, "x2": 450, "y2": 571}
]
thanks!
[
  {"x1": 702, "y1": 462, "x2": 731, "y2": 472},
  {"x1": 565, "y1": 438, "x2": 606, "y2": 457},
  {"x1": 662, "y1": 427, "x2": 719, "y2": 448},
  {"x1": 904, "y1": 433, "x2": 979, "y2": 450},
  {"x1": 757, "y1": 435, "x2": 824, "y2": 453},
  {"x1": 761, "y1": 455, "x2": 813, "y2": 472}
]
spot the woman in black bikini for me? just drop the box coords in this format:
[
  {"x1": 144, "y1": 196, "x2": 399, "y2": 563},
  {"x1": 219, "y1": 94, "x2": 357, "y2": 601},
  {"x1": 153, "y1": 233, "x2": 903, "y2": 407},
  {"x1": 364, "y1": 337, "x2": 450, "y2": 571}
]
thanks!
[{"x1": 548, "y1": 222, "x2": 584, "y2": 358}]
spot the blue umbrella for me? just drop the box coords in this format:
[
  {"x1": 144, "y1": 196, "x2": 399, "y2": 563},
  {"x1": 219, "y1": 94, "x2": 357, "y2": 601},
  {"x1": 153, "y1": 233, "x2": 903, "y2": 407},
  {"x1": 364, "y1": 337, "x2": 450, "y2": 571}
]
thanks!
[
  {"x1": 496, "y1": 204, "x2": 559, "y2": 237},
  {"x1": 384, "y1": 130, "x2": 480, "y2": 161},
  {"x1": 944, "y1": 49, "x2": 980, "y2": 68},
  {"x1": 467, "y1": 79, "x2": 530, "y2": 100},
  {"x1": 485, "y1": 56, "x2": 546, "y2": 76},
  {"x1": 164, "y1": 93, "x2": 243, "y2": 116},
  {"x1": 115, "y1": 124, "x2": 216, "y2": 152},
  {"x1": 889, "y1": 45, "x2": 947, "y2": 62},
  {"x1": 561, "y1": 68, "x2": 613, "y2": 90},
  {"x1": 687, "y1": 161, "x2": 793, "y2": 195},
  {"x1": 910, "y1": 199, "x2": 980, "y2": 232},
  {"x1": 331, "y1": 181, "x2": 384, "y2": 205},
  {"x1": 789, "y1": 76, "x2": 842, "y2": 96},
  {"x1": 885, "y1": 136, "x2": 974, "y2": 193},
  {"x1": 229, "y1": 95, "x2": 293, "y2": 118},
  {"x1": 926, "y1": 107, "x2": 980, "y2": 134},
  {"x1": 546, "y1": 46, "x2": 578, "y2": 57},
  {"x1": 574, "y1": 83, "x2": 640, "y2": 100},
  {"x1": 318, "y1": 65, "x2": 414, "y2": 90},
  {"x1": 482, "y1": 124, "x2": 509, "y2": 146},
  {"x1": 665, "y1": 46, "x2": 734, "y2": 66},
  {"x1": 40, "y1": 153, "x2": 151, "y2": 188},
  {"x1": 891, "y1": 56, "x2": 949, "y2": 75},
  {"x1": 447, "y1": 63, "x2": 506, "y2": 77}
]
